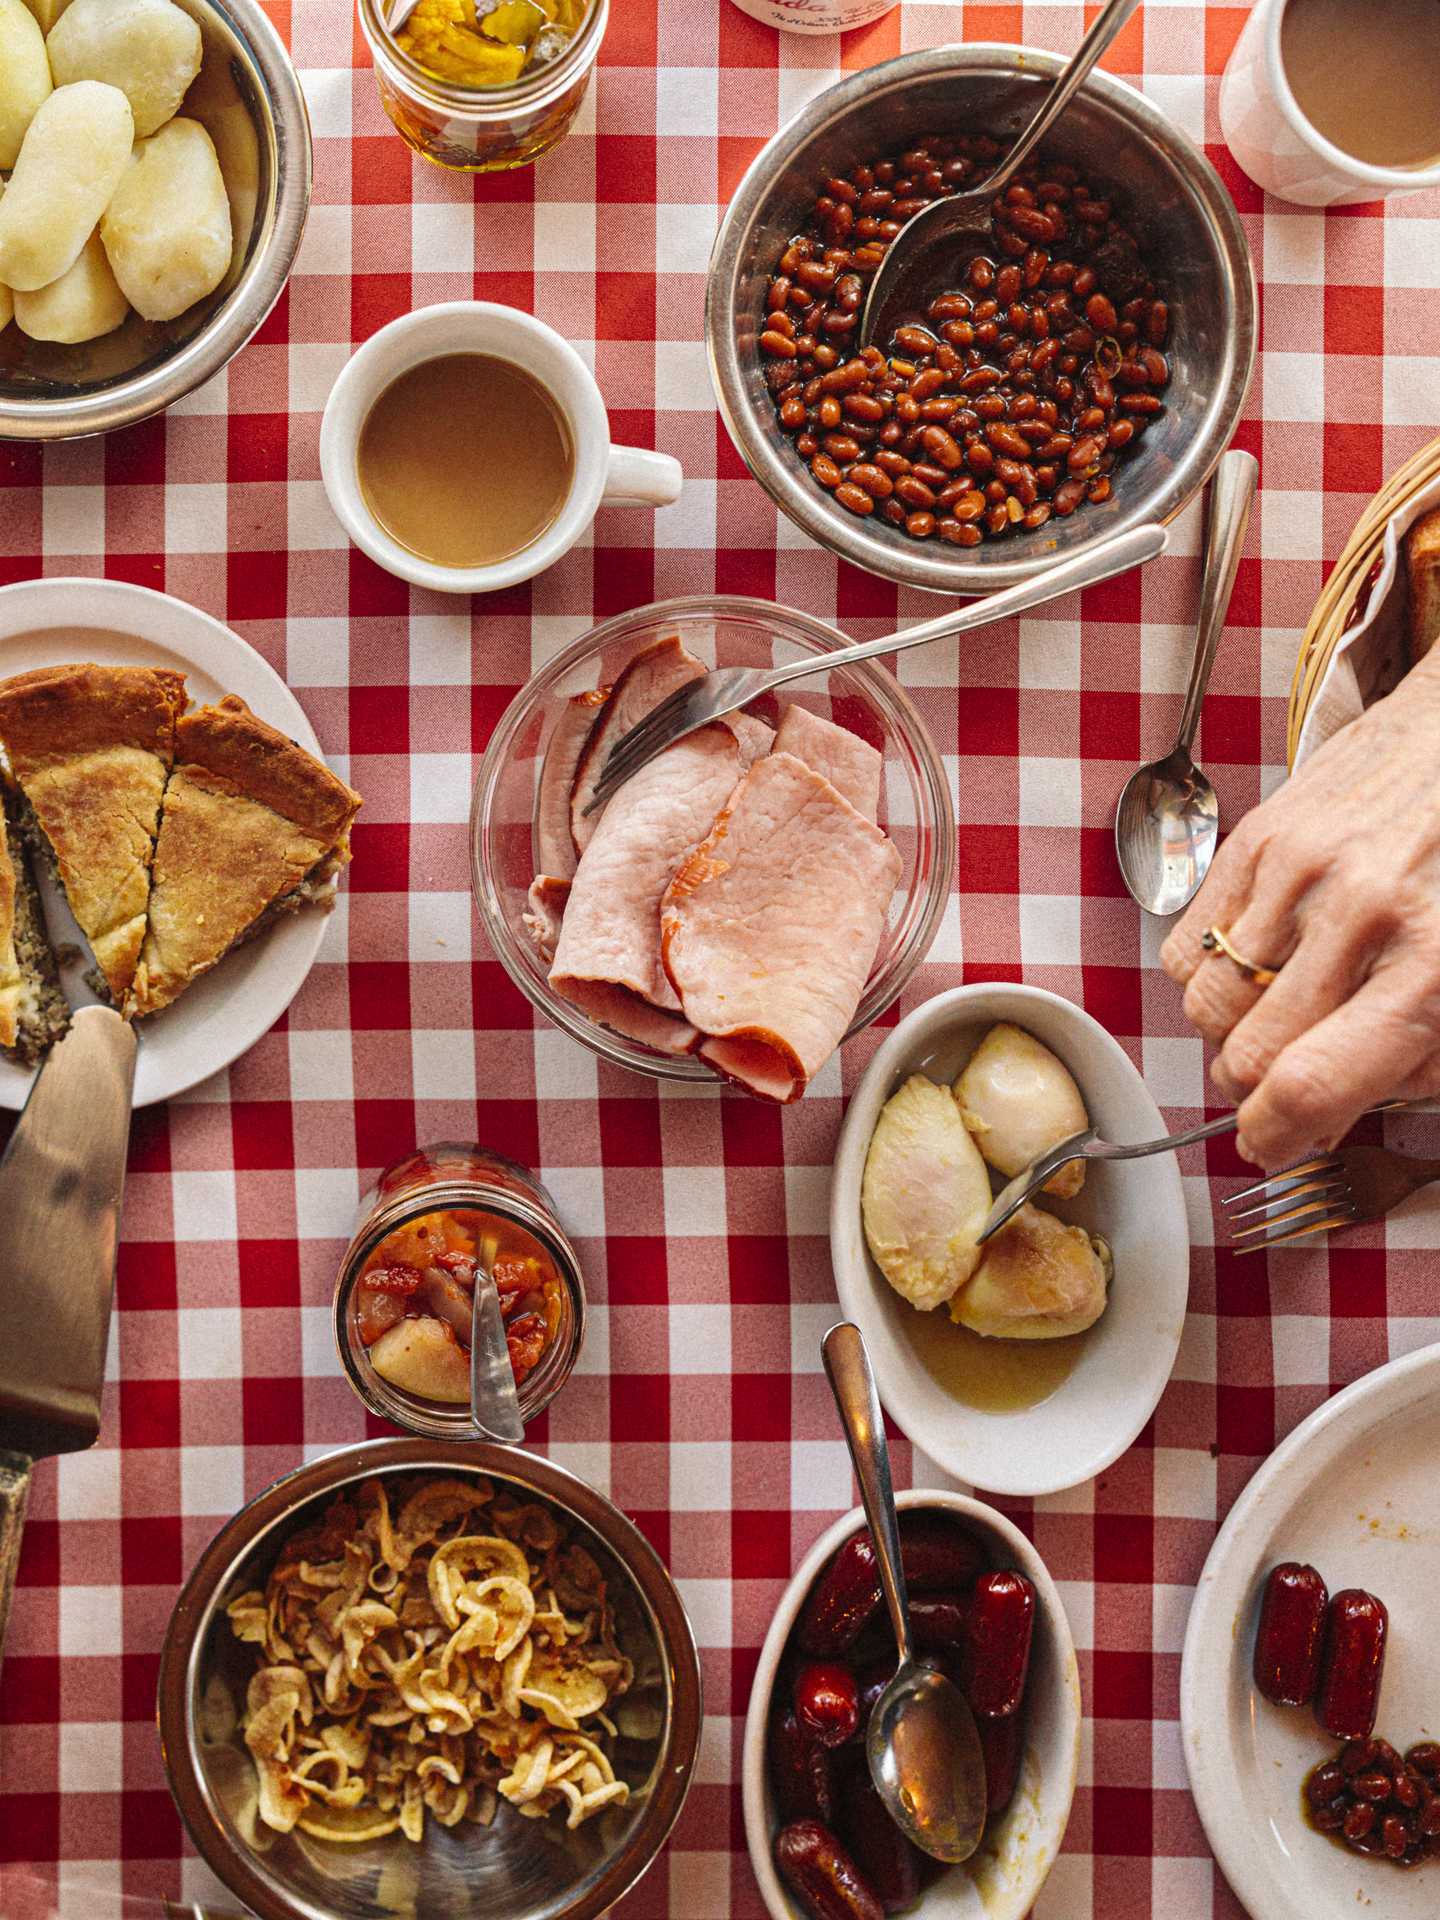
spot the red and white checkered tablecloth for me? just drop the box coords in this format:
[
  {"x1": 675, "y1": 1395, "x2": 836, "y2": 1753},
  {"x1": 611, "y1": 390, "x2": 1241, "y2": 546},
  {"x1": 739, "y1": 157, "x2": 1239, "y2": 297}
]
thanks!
[{"x1": 2, "y1": 1, "x2": 1440, "y2": 1914}]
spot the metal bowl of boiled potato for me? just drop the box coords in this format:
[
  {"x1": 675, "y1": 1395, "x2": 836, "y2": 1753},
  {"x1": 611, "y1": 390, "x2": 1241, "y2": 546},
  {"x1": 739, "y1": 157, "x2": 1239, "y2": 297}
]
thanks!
[
  {"x1": 0, "y1": 0, "x2": 310, "y2": 440},
  {"x1": 830, "y1": 983, "x2": 1191, "y2": 1498},
  {"x1": 156, "y1": 1438, "x2": 703, "y2": 1920}
]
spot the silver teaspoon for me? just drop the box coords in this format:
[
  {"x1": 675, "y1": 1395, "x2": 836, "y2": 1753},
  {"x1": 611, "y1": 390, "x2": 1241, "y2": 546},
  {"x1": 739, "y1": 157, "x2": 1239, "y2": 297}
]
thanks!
[
  {"x1": 1114, "y1": 447, "x2": 1258, "y2": 916},
  {"x1": 470, "y1": 1262, "x2": 524, "y2": 1443},
  {"x1": 821, "y1": 1321, "x2": 987, "y2": 1862},
  {"x1": 859, "y1": 0, "x2": 1143, "y2": 347}
]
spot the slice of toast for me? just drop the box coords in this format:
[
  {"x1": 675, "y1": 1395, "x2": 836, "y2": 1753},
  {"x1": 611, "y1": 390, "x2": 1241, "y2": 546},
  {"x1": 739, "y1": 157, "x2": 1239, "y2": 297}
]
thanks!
[{"x1": 1407, "y1": 506, "x2": 1440, "y2": 663}]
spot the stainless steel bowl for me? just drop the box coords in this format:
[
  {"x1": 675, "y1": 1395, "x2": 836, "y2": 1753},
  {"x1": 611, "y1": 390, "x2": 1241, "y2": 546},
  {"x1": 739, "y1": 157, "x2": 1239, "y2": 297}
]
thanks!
[
  {"x1": 158, "y1": 1440, "x2": 702, "y2": 1920},
  {"x1": 0, "y1": 0, "x2": 311, "y2": 441},
  {"x1": 707, "y1": 44, "x2": 1257, "y2": 594}
]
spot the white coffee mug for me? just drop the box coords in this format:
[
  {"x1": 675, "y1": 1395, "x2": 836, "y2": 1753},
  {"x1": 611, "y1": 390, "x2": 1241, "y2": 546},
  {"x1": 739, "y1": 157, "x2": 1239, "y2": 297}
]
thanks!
[
  {"x1": 727, "y1": 0, "x2": 897, "y2": 33},
  {"x1": 1219, "y1": 0, "x2": 1440, "y2": 206},
  {"x1": 320, "y1": 302, "x2": 683, "y2": 594}
]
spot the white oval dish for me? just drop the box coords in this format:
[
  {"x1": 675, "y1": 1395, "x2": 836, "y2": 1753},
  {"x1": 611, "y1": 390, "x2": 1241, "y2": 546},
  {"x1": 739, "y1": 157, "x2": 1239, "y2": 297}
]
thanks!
[
  {"x1": 1181, "y1": 1342, "x2": 1440, "y2": 1920},
  {"x1": 742, "y1": 1489, "x2": 1081, "y2": 1920},
  {"x1": 0, "y1": 578, "x2": 335, "y2": 1109},
  {"x1": 831, "y1": 984, "x2": 1190, "y2": 1497}
]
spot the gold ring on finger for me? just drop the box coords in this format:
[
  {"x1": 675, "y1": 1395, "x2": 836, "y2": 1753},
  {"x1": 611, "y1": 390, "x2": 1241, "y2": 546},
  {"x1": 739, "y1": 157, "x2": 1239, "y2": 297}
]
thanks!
[{"x1": 1200, "y1": 925, "x2": 1281, "y2": 989}]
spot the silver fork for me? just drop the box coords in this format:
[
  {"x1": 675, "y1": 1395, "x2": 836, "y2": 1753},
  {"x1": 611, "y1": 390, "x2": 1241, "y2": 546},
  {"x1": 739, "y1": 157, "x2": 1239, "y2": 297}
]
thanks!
[
  {"x1": 582, "y1": 521, "x2": 1167, "y2": 815},
  {"x1": 978, "y1": 1112, "x2": 1242, "y2": 1243},
  {"x1": 1226, "y1": 1143, "x2": 1440, "y2": 1253}
]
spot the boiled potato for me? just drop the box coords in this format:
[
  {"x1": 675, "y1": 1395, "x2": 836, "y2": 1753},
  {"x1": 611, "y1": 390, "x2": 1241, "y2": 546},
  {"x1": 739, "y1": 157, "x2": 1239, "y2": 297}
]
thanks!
[
  {"x1": 0, "y1": 0, "x2": 52, "y2": 171},
  {"x1": 0, "y1": 186, "x2": 10, "y2": 335},
  {"x1": 862, "y1": 1073, "x2": 993, "y2": 1312},
  {"x1": 48, "y1": 0, "x2": 204, "y2": 140},
  {"x1": 0, "y1": 83, "x2": 135, "y2": 294},
  {"x1": 368, "y1": 1316, "x2": 469, "y2": 1404},
  {"x1": 949, "y1": 1203, "x2": 1111, "y2": 1340},
  {"x1": 101, "y1": 117, "x2": 233, "y2": 323},
  {"x1": 20, "y1": 0, "x2": 73, "y2": 29},
  {"x1": 955, "y1": 1022, "x2": 1090, "y2": 1201},
  {"x1": 14, "y1": 230, "x2": 128, "y2": 344}
]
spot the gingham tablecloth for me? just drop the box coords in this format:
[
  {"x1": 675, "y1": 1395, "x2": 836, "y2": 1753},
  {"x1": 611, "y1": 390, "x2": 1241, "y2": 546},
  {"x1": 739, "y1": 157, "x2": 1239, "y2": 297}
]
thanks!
[{"x1": 2, "y1": 1, "x2": 1440, "y2": 1914}]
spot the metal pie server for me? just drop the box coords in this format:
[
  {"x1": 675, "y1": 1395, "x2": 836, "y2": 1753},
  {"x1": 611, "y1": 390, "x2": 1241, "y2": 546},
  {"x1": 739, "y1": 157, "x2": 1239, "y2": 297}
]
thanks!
[{"x1": 0, "y1": 1006, "x2": 137, "y2": 1669}]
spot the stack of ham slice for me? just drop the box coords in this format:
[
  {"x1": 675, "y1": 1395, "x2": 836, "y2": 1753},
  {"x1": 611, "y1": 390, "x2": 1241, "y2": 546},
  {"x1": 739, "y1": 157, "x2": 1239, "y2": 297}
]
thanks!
[{"x1": 525, "y1": 635, "x2": 902, "y2": 1102}]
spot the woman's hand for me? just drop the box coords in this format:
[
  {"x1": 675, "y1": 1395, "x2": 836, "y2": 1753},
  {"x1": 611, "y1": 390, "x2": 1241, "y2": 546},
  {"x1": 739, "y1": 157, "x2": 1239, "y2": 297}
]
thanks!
[{"x1": 1161, "y1": 649, "x2": 1440, "y2": 1168}]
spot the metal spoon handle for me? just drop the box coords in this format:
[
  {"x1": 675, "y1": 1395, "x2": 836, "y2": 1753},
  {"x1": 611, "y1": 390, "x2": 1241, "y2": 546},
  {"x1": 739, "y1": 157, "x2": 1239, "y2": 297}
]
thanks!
[
  {"x1": 823, "y1": 1322, "x2": 912, "y2": 1667},
  {"x1": 1175, "y1": 448, "x2": 1258, "y2": 753},
  {"x1": 470, "y1": 1265, "x2": 525, "y2": 1444},
  {"x1": 761, "y1": 521, "x2": 1166, "y2": 692},
  {"x1": 977, "y1": 0, "x2": 1144, "y2": 198}
]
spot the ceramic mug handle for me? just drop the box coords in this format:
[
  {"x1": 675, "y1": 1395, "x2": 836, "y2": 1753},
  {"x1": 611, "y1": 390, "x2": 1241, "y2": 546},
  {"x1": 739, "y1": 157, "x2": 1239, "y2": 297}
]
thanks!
[{"x1": 602, "y1": 444, "x2": 683, "y2": 509}]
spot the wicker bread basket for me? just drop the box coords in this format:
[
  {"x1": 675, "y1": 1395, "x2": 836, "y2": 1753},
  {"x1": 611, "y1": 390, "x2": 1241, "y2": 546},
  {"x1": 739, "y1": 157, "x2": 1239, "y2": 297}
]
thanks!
[{"x1": 1288, "y1": 432, "x2": 1440, "y2": 769}]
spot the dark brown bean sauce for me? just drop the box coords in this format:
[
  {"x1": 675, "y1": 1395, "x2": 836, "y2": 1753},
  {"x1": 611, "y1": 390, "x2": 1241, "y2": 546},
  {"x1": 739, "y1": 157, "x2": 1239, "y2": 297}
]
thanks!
[
  {"x1": 760, "y1": 135, "x2": 1171, "y2": 546},
  {"x1": 1304, "y1": 1738, "x2": 1440, "y2": 1867}
]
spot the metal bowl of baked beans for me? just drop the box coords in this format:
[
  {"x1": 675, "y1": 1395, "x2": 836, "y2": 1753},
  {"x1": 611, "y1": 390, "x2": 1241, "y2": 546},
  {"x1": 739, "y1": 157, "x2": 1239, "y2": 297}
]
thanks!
[{"x1": 706, "y1": 44, "x2": 1256, "y2": 594}]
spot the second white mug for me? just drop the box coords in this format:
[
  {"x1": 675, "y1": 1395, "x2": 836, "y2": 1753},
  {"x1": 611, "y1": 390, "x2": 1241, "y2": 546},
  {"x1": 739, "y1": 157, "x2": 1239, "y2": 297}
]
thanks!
[{"x1": 1219, "y1": 0, "x2": 1440, "y2": 207}]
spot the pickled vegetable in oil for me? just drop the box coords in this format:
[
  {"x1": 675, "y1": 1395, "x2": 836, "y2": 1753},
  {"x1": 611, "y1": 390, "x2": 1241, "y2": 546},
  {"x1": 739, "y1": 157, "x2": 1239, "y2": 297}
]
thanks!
[
  {"x1": 357, "y1": 352, "x2": 573, "y2": 570},
  {"x1": 395, "y1": 0, "x2": 591, "y2": 88}
]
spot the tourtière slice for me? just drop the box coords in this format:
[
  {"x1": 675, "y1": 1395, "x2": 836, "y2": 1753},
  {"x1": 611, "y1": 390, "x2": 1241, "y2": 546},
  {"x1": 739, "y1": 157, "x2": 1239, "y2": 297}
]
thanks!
[
  {"x1": 127, "y1": 695, "x2": 362, "y2": 1019},
  {"x1": 0, "y1": 789, "x2": 70, "y2": 1063},
  {"x1": 0, "y1": 661, "x2": 185, "y2": 1006}
]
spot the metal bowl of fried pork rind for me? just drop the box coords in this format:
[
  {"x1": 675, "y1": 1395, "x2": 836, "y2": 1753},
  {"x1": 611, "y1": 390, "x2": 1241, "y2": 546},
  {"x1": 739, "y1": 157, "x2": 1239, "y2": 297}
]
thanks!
[{"x1": 156, "y1": 1439, "x2": 701, "y2": 1920}]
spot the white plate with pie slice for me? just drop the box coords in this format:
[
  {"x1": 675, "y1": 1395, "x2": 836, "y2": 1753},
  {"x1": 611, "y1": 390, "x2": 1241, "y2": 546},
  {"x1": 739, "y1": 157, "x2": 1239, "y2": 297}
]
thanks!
[
  {"x1": 0, "y1": 578, "x2": 345, "y2": 1109},
  {"x1": 1180, "y1": 1343, "x2": 1440, "y2": 1920}
]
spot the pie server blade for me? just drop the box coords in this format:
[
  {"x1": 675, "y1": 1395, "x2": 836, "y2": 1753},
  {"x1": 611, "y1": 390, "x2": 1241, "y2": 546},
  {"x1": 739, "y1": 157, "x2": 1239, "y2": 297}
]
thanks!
[{"x1": 0, "y1": 1005, "x2": 137, "y2": 1670}]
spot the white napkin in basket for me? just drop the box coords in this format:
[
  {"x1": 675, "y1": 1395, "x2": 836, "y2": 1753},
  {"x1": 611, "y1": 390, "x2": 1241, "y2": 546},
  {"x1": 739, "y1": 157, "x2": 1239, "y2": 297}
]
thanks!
[{"x1": 1293, "y1": 470, "x2": 1440, "y2": 769}]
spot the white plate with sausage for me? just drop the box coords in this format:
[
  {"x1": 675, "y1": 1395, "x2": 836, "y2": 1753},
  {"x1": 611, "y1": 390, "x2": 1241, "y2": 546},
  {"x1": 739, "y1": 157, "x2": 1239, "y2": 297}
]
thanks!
[{"x1": 1181, "y1": 1342, "x2": 1440, "y2": 1919}]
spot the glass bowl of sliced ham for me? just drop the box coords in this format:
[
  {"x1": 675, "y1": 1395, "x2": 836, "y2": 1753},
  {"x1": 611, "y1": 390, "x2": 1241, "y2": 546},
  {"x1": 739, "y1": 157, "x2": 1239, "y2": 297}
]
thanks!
[{"x1": 471, "y1": 596, "x2": 954, "y2": 1101}]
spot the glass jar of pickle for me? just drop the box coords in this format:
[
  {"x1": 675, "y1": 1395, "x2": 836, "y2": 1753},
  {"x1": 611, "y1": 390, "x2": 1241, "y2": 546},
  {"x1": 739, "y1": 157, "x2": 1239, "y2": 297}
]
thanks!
[
  {"x1": 334, "y1": 1142, "x2": 586, "y2": 1440},
  {"x1": 357, "y1": 0, "x2": 609, "y2": 174}
]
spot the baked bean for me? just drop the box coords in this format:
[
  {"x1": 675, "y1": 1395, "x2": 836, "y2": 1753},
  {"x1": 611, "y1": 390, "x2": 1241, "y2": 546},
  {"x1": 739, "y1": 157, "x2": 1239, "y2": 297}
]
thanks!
[
  {"x1": 843, "y1": 393, "x2": 885, "y2": 423},
  {"x1": 849, "y1": 463, "x2": 894, "y2": 499},
  {"x1": 762, "y1": 136, "x2": 1169, "y2": 547},
  {"x1": 921, "y1": 426, "x2": 963, "y2": 469},
  {"x1": 835, "y1": 481, "x2": 875, "y2": 515}
]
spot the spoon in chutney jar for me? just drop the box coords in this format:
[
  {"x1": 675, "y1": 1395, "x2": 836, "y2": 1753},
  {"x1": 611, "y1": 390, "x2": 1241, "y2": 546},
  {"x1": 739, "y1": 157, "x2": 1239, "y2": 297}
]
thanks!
[
  {"x1": 859, "y1": 0, "x2": 1143, "y2": 349},
  {"x1": 821, "y1": 1321, "x2": 988, "y2": 1862},
  {"x1": 470, "y1": 1262, "x2": 525, "y2": 1444}
]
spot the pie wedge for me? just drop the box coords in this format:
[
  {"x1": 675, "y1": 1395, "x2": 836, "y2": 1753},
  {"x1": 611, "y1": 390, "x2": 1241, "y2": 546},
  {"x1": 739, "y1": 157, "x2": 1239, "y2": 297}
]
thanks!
[
  {"x1": 0, "y1": 787, "x2": 70, "y2": 1064},
  {"x1": 0, "y1": 662, "x2": 186, "y2": 1005},
  {"x1": 127, "y1": 695, "x2": 362, "y2": 1019}
]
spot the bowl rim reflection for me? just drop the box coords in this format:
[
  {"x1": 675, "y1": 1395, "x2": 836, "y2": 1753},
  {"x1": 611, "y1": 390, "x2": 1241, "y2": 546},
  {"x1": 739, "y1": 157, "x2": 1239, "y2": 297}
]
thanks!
[
  {"x1": 740, "y1": 1487, "x2": 1082, "y2": 1920},
  {"x1": 706, "y1": 43, "x2": 1258, "y2": 595},
  {"x1": 470, "y1": 593, "x2": 956, "y2": 1086},
  {"x1": 0, "y1": 0, "x2": 312, "y2": 443},
  {"x1": 157, "y1": 1437, "x2": 704, "y2": 1920}
]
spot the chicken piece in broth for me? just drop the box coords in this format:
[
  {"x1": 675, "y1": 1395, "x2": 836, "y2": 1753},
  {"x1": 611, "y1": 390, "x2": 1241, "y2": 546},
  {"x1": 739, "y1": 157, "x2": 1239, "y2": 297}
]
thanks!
[
  {"x1": 954, "y1": 1022, "x2": 1090, "y2": 1201},
  {"x1": 861, "y1": 1074, "x2": 993, "y2": 1312},
  {"x1": 950, "y1": 1202, "x2": 1111, "y2": 1340}
]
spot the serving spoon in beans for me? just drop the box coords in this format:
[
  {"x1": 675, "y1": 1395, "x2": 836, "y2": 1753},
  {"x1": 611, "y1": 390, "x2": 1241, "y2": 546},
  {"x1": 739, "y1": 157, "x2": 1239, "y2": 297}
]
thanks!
[{"x1": 859, "y1": 0, "x2": 1143, "y2": 349}]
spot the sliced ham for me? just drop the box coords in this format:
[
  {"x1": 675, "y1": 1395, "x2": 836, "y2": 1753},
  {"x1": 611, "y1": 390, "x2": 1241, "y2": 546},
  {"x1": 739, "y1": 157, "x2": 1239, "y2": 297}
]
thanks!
[
  {"x1": 523, "y1": 875, "x2": 570, "y2": 960},
  {"x1": 773, "y1": 705, "x2": 883, "y2": 821},
  {"x1": 569, "y1": 634, "x2": 706, "y2": 857},
  {"x1": 660, "y1": 751, "x2": 902, "y2": 1102},
  {"x1": 537, "y1": 689, "x2": 608, "y2": 880},
  {"x1": 550, "y1": 721, "x2": 748, "y2": 1043}
]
